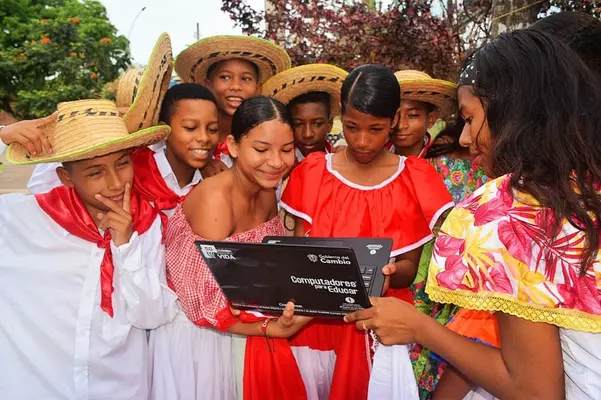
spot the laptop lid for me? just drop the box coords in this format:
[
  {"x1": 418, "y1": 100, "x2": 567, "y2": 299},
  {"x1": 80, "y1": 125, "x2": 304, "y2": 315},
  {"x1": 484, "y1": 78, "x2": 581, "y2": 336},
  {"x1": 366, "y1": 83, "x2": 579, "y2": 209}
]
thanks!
[
  {"x1": 196, "y1": 241, "x2": 371, "y2": 317},
  {"x1": 262, "y1": 237, "x2": 393, "y2": 297}
]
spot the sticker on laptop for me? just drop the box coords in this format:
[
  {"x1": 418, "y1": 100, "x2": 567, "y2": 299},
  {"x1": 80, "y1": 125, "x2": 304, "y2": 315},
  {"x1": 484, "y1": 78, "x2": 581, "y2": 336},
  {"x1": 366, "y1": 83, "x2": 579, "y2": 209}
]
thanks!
[
  {"x1": 199, "y1": 245, "x2": 235, "y2": 260},
  {"x1": 367, "y1": 244, "x2": 383, "y2": 255}
]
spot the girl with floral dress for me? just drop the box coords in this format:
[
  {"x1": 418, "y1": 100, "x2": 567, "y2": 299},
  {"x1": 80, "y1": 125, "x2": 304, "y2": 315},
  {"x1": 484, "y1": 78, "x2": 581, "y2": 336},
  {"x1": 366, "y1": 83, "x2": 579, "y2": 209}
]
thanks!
[{"x1": 346, "y1": 28, "x2": 601, "y2": 399}]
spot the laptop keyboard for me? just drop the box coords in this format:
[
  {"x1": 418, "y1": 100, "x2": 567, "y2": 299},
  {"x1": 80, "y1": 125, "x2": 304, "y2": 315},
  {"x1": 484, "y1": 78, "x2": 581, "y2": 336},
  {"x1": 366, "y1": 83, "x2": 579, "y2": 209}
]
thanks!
[{"x1": 360, "y1": 266, "x2": 376, "y2": 290}]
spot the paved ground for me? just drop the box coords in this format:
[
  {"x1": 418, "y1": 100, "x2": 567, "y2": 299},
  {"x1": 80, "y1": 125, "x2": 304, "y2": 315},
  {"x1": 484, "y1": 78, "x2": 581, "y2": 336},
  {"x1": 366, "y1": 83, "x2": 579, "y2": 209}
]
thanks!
[{"x1": 0, "y1": 152, "x2": 34, "y2": 194}]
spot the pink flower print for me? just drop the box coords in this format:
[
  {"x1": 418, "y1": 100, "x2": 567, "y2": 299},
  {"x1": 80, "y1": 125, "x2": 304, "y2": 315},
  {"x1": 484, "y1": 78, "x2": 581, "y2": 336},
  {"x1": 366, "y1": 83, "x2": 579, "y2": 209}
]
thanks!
[
  {"x1": 434, "y1": 235, "x2": 465, "y2": 257},
  {"x1": 439, "y1": 164, "x2": 450, "y2": 178},
  {"x1": 498, "y1": 219, "x2": 533, "y2": 265},
  {"x1": 484, "y1": 261, "x2": 514, "y2": 294},
  {"x1": 473, "y1": 195, "x2": 512, "y2": 226},
  {"x1": 558, "y1": 264, "x2": 601, "y2": 314},
  {"x1": 437, "y1": 255, "x2": 471, "y2": 290}
]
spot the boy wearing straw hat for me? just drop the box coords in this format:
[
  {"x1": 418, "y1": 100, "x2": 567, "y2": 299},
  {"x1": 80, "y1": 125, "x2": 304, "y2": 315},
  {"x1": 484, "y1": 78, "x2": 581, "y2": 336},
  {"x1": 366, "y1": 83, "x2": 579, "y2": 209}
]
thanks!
[
  {"x1": 0, "y1": 99, "x2": 178, "y2": 400},
  {"x1": 392, "y1": 70, "x2": 457, "y2": 158},
  {"x1": 261, "y1": 64, "x2": 348, "y2": 163},
  {"x1": 175, "y1": 35, "x2": 291, "y2": 168},
  {"x1": 7, "y1": 33, "x2": 177, "y2": 194}
]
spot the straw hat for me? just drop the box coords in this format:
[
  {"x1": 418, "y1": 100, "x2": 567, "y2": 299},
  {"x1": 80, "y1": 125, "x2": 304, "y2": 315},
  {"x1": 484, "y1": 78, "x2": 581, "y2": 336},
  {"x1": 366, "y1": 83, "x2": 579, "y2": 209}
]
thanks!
[
  {"x1": 261, "y1": 64, "x2": 348, "y2": 118},
  {"x1": 394, "y1": 70, "x2": 457, "y2": 119},
  {"x1": 174, "y1": 35, "x2": 291, "y2": 84},
  {"x1": 118, "y1": 33, "x2": 173, "y2": 133},
  {"x1": 6, "y1": 99, "x2": 170, "y2": 165}
]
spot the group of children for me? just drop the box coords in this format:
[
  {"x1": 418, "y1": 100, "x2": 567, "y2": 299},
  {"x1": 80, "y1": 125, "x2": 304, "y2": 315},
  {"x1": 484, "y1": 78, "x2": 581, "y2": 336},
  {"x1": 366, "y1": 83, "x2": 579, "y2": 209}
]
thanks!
[{"x1": 2, "y1": 10, "x2": 599, "y2": 400}]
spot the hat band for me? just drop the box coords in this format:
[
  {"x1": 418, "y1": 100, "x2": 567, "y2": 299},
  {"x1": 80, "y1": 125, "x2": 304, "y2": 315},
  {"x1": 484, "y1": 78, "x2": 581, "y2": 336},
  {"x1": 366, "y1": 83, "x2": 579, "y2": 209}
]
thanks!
[
  {"x1": 58, "y1": 108, "x2": 119, "y2": 122},
  {"x1": 132, "y1": 53, "x2": 170, "y2": 131},
  {"x1": 190, "y1": 50, "x2": 277, "y2": 81},
  {"x1": 402, "y1": 89, "x2": 452, "y2": 99},
  {"x1": 269, "y1": 75, "x2": 343, "y2": 96}
]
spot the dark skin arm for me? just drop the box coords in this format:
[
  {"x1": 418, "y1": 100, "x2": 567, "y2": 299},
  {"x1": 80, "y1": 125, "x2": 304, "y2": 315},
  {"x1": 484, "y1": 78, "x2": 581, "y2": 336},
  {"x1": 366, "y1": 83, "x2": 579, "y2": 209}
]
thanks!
[
  {"x1": 293, "y1": 216, "x2": 306, "y2": 237},
  {"x1": 345, "y1": 298, "x2": 565, "y2": 399},
  {"x1": 385, "y1": 249, "x2": 421, "y2": 290}
]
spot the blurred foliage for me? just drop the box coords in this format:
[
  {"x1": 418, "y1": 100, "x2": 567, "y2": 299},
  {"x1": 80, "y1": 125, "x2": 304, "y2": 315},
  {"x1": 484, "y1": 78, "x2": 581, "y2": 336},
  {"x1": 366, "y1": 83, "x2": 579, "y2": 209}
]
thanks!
[{"x1": 0, "y1": 0, "x2": 131, "y2": 119}]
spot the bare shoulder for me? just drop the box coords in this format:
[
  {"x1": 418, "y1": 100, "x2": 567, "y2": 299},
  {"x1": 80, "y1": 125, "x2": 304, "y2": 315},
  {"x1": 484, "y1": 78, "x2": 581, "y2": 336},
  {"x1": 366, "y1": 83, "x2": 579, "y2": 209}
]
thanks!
[
  {"x1": 183, "y1": 172, "x2": 234, "y2": 240},
  {"x1": 260, "y1": 189, "x2": 279, "y2": 219}
]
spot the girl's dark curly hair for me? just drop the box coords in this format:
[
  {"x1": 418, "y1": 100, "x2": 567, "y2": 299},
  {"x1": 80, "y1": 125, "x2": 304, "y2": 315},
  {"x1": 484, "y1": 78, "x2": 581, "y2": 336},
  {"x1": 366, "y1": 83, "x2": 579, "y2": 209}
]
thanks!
[{"x1": 466, "y1": 29, "x2": 601, "y2": 273}]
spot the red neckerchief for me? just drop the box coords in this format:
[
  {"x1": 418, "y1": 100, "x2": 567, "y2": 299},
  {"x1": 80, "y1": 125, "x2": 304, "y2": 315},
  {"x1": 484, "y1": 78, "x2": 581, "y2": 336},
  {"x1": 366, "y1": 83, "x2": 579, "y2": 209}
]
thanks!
[
  {"x1": 36, "y1": 185, "x2": 159, "y2": 317},
  {"x1": 213, "y1": 140, "x2": 230, "y2": 162},
  {"x1": 131, "y1": 147, "x2": 186, "y2": 213}
]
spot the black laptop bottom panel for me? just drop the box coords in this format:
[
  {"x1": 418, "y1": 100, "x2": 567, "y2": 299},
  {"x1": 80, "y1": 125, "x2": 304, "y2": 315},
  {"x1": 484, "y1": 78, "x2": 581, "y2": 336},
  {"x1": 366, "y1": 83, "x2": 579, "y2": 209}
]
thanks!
[
  {"x1": 197, "y1": 241, "x2": 372, "y2": 317},
  {"x1": 262, "y1": 236, "x2": 393, "y2": 297}
]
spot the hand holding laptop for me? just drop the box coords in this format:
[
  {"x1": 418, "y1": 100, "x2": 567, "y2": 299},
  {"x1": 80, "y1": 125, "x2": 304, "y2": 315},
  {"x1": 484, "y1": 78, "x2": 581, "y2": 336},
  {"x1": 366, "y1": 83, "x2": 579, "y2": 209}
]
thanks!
[
  {"x1": 265, "y1": 301, "x2": 313, "y2": 339},
  {"x1": 381, "y1": 263, "x2": 397, "y2": 294},
  {"x1": 230, "y1": 301, "x2": 313, "y2": 338}
]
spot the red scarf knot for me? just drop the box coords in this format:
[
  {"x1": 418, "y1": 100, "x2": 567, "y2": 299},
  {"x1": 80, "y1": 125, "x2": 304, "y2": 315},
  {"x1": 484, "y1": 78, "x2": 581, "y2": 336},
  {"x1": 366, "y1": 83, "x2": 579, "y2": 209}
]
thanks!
[{"x1": 36, "y1": 185, "x2": 158, "y2": 317}]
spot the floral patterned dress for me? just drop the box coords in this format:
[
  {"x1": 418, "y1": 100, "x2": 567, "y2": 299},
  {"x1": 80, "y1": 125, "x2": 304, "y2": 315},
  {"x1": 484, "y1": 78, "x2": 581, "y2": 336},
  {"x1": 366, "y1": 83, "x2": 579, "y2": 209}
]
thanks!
[
  {"x1": 426, "y1": 174, "x2": 601, "y2": 399},
  {"x1": 410, "y1": 155, "x2": 487, "y2": 398},
  {"x1": 429, "y1": 156, "x2": 487, "y2": 204}
]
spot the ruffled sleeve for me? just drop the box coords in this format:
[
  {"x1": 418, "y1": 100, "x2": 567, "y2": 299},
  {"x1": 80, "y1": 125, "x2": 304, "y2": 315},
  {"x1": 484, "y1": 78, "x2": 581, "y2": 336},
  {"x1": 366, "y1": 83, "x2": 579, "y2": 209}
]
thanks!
[
  {"x1": 280, "y1": 152, "x2": 327, "y2": 228},
  {"x1": 426, "y1": 175, "x2": 601, "y2": 333},
  {"x1": 403, "y1": 156, "x2": 454, "y2": 230},
  {"x1": 164, "y1": 206, "x2": 238, "y2": 330}
]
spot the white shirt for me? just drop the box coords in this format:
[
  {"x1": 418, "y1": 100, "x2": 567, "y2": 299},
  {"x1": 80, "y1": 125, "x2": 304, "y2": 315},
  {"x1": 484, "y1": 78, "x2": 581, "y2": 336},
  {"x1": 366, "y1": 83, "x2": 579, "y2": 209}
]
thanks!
[
  {"x1": 152, "y1": 143, "x2": 202, "y2": 196},
  {"x1": 0, "y1": 193, "x2": 178, "y2": 400}
]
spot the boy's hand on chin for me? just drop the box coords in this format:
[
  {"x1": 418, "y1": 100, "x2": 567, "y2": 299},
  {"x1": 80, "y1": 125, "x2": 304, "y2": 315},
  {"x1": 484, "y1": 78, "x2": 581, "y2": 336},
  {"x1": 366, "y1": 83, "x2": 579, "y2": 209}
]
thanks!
[{"x1": 96, "y1": 183, "x2": 134, "y2": 246}]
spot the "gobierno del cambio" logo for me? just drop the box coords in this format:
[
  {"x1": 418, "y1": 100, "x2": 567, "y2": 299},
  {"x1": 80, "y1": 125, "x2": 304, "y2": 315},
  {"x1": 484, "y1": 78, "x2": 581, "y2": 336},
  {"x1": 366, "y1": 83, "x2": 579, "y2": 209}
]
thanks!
[{"x1": 307, "y1": 253, "x2": 351, "y2": 265}]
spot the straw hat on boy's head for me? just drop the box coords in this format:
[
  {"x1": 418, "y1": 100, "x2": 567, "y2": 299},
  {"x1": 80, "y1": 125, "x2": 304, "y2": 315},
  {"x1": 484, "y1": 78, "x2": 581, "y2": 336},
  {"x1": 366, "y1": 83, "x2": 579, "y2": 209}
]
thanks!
[
  {"x1": 117, "y1": 33, "x2": 173, "y2": 133},
  {"x1": 174, "y1": 35, "x2": 291, "y2": 85},
  {"x1": 261, "y1": 64, "x2": 348, "y2": 118},
  {"x1": 6, "y1": 99, "x2": 170, "y2": 165},
  {"x1": 394, "y1": 70, "x2": 457, "y2": 119}
]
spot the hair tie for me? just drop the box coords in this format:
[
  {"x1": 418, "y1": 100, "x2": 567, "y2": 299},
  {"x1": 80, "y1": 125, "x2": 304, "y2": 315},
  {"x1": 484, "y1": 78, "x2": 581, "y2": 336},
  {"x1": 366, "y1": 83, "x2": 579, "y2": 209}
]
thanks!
[{"x1": 458, "y1": 55, "x2": 478, "y2": 86}]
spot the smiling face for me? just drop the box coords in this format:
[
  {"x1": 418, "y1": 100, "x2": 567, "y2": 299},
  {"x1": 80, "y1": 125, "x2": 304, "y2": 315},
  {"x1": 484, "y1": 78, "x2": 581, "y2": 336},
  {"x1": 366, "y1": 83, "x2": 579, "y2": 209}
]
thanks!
[
  {"x1": 165, "y1": 98, "x2": 220, "y2": 173},
  {"x1": 458, "y1": 86, "x2": 494, "y2": 177},
  {"x1": 206, "y1": 59, "x2": 260, "y2": 117},
  {"x1": 57, "y1": 150, "x2": 134, "y2": 222},
  {"x1": 289, "y1": 101, "x2": 332, "y2": 156},
  {"x1": 392, "y1": 100, "x2": 435, "y2": 156},
  {"x1": 228, "y1": 119, "x2": 295, "y2": 189},
  {"x1": 342, "y1": 106, "x2": 399, "y2": 164}
]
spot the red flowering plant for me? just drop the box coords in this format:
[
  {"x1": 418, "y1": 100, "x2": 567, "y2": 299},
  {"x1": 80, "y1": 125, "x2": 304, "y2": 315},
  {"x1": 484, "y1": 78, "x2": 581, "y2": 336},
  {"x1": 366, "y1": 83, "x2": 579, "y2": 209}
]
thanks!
[{"x1": 0, "y1": 0, "x2": 131, "y2": 119}]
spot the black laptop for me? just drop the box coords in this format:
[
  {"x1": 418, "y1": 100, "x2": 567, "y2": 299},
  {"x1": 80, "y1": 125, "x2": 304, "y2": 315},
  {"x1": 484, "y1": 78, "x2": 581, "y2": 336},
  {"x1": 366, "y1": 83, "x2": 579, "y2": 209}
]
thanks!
[
  {"x1": 197, "y1": 241, "x2": 379, "y2": 317},
  {"x1": 263, "y1": 237, "x2": 392, "y2": 297}
]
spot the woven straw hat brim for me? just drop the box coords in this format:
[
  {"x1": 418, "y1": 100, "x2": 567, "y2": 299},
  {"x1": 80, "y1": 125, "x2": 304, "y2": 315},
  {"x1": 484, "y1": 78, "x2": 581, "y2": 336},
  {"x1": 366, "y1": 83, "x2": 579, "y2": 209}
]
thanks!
[
  {"x1": 261, "y1": 64, "x2": 348, "y2": 118},
  {"x1": 174, "y1": 35, "x2": 291, "y2": 84},
  {"x1": 7, "y1": 125, "x2": 170, "y2": 165},
  {"x1": 116, "y1": 69, "x2": 144, "y2": 109},
  {"x1": 398, "y1": 78, "x2": 458, "y2": 119},
  {"x1": 122, "y1": 33, "x2": 173, "y2": 133},
  {"x1": 6, "y1": 99, "x2": 170, "y2": 165}
]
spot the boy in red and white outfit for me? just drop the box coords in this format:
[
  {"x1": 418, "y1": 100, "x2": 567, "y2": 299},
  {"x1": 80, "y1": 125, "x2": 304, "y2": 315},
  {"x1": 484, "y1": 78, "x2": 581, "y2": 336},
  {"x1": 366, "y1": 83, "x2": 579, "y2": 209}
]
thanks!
[{"x1": 0, "y1": 99, "x2": 177, "y2": 400}]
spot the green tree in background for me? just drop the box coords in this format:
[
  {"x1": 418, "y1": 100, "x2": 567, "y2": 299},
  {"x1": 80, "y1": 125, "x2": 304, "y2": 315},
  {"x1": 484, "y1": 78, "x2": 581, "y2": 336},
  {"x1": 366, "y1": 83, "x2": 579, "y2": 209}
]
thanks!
[{"x1": 0, "y1": 0, "x2": 131, "y2": 119}]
